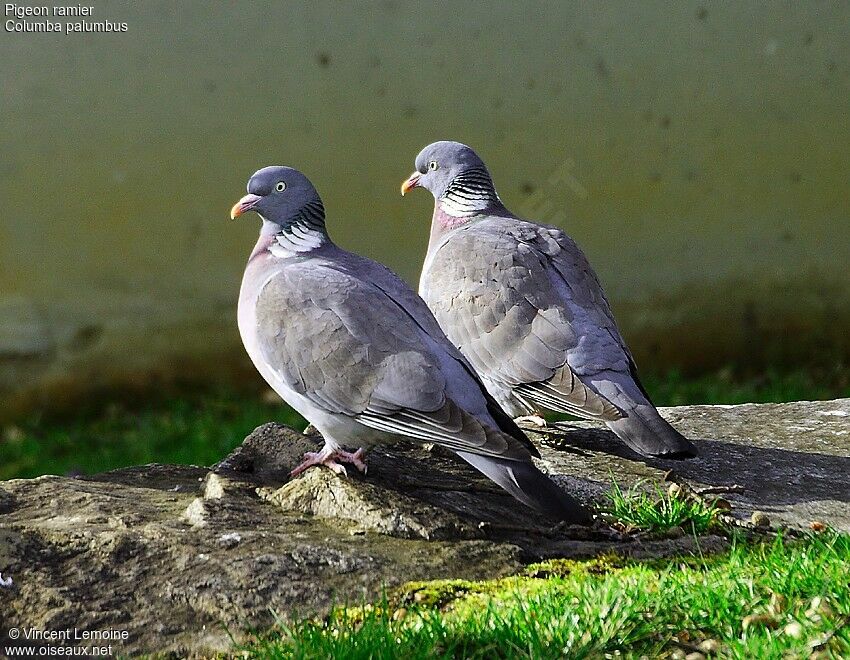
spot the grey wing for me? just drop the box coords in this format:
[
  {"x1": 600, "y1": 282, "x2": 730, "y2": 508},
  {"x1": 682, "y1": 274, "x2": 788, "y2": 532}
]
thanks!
[
  {"x1": 423, "y1": 221, "x2": 624, "y2": 421},
  {"x1": 254, "y1": 264, "x2": 532, "y2": 460}
]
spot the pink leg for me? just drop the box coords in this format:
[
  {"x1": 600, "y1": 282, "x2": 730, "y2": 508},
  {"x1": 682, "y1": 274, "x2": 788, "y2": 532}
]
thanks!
[{"x1": 289, "y1": 446, "x2": 368, "y2": 478}]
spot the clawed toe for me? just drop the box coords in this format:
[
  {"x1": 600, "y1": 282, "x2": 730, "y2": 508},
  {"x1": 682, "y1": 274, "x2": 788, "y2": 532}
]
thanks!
[
  {"x1": 324, "y1": 460, "x2": 349, "y2": 477},
  {"x1": 289, "y1": 447, "x2": 368, "y2": 478},
  {"x1": 288, "y1": 451, "x2": 323, "y2": 478},
  {"x1": 344, "y1": 447, "x2": 368, "y2": 474}
]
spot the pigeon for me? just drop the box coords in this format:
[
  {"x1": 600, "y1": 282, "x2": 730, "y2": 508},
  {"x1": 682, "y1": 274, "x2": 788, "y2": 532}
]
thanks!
[
  {"x1": 230, "y1": 165, "x2": 591, "y2": 523},
  {"x1": 401, "y1": 141, "x2": 697, "y2": 459}
]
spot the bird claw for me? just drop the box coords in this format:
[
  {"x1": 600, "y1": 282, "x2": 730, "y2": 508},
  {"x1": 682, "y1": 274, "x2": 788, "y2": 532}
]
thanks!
[
  {"x1": 340, "y1": 447, "x2": 368, "y2": 474},
  {"x1": 514, "y1": 414, "x2": 548, "y2": 428},
  {"x1": 289, "y1": 447, "x2": 368, "y2": 478}
]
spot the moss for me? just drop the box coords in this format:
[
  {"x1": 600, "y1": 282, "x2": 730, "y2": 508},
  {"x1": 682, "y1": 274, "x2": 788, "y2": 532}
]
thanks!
[
  {"x1": 524, "y1": 553, "x2": 628, "y2": 579},
  {"x1": 247, "y1": 532, "x2": 850, "y2": 659},
  {"x1": 396, "y1": 579, "x2": 481, "y2": 609}
]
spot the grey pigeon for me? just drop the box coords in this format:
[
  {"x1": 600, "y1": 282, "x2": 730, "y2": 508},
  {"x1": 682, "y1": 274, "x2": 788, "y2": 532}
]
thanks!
[
  {"x1": 230, "y1": 165, "x2": 591, "y2": 522},
  {"x1": 401, "y1": 141, "x2": 697, "y2": 459}
]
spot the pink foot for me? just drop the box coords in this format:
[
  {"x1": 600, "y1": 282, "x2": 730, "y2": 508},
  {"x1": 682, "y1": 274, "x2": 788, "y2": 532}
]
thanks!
[{"x1": 289, "y1": 447, "x2": 368, "y2": 478}]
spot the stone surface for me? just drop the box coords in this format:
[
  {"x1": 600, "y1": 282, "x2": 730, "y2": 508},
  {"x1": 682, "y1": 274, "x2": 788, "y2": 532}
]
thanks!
[
  {"x1": 535, "y1": 398, "x2": 850, "y2": 534},
  {"x1": 0, "y1": 399, "x2": 848, "y2": 656}
]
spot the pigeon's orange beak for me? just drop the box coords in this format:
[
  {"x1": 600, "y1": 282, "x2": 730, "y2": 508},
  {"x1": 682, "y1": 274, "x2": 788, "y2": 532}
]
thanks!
[
  {"x1": 230, "y1": 193, "x2": 262, "y2": 219},
  {"x1": 400, "y1": 172, "x2": 421, "y2": 196}
]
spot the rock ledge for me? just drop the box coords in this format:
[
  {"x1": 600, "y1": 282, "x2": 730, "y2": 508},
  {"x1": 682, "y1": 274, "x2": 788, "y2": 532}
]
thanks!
[{"x1": 1, "y1": 398, "x2": 847, "y2": 656}]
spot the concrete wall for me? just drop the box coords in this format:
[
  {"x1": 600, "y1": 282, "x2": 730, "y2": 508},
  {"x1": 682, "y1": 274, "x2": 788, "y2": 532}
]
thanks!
[{"x1": 1, "y1": 1, "x2": 848, "y2": 417}]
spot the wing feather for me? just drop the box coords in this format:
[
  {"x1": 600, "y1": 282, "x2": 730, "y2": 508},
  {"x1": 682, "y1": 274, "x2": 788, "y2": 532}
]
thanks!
[
  {"x1": 421, "y1": 218, "x2": 629, "y2": 420},
  {"x1": 254, "y1": 255, "x2": 532, "y2": 459}
]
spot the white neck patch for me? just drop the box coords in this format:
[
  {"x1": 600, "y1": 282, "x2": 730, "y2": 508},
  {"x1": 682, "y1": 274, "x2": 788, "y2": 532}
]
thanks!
[
  {"x1": 268, "y1": 222, "x2": 326, "y2": 257},
  {"x1": 439, "y1": 194, "x2": 492, "y2": 218},
  {"x1": 260, "y1": 200, "x2": 327, "y2": 258},
  {"x1": 438, "y1": 167, "x2": 499, "y2": 218}
]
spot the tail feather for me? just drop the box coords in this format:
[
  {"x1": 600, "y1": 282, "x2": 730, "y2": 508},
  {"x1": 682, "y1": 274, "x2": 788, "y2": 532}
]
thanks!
[
  {"x1": 606, "y1": 405, "x2": 697, "y2": 458},
  {"x1": 591, "y1": 369, "x2": 698, "y2": 459},
  {"x1": 456, "y1": 451, "x2": 592, "y2": 524}
]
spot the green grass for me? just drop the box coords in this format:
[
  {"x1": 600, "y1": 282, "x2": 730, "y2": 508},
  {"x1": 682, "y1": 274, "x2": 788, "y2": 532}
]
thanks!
[
  {"x1": 640, "y1": 366, "x2": 850, "y2": 407},
  {"x1": 239, "y1": 532, "x2": 850, "y2": 659},
  {"x1": 0, "y1": 392, "x2": 304, "y2": 481},
  {"x1": 603, "y1": 480, "x2": 720, "y2": 535},
  {"x1": 0, "y1": 367, "x2": 846, "y2": 480}
]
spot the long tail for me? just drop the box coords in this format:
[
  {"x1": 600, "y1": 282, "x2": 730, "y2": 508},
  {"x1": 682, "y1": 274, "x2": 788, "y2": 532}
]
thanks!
[
  {"x1": 456, "y1": 451, "x2": 592, "y2": 524},
  {"x1": 606, "y1": 405, "x2": 697, "y2": 458},
  {"x1": 591, "y1": 369, "x2": 698, "y2": 459}
]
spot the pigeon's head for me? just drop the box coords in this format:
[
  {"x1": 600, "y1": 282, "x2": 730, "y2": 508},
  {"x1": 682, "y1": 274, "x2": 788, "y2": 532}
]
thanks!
[
  {"x1": 401, "y1": 141, "x2": 491, "y2": 199},
  {"x1": 230, "y1": 166, "x2": 323, "y2": 229}
]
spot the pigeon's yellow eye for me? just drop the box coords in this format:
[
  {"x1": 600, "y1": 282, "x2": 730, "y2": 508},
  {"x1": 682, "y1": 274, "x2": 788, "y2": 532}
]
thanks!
[
  {"x1": 275, "y1": 181, "x2": 286, "y2": 192},
  {"x1": 428, "y1": 160, "x2": 439, "y2": 171}
]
